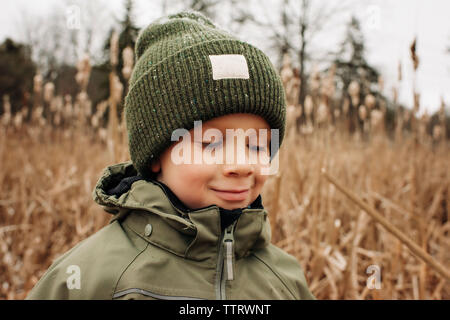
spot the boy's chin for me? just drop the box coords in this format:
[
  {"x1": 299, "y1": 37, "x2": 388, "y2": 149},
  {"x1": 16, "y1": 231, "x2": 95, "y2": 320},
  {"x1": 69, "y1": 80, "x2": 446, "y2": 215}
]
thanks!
[{"x1": 213, "y1": 200, "x2": 249, "y2": 211}]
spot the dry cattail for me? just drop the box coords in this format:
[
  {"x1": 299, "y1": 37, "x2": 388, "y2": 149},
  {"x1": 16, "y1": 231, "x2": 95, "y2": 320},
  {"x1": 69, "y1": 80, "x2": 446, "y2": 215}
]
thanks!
[
  {"x1": 300, "y1": 122, "x2": 314, "y2": 135},
  {"x1": 110, "y1": 31, "x2": 119, "y2": 68},
  {"x1": 378, "y1": 75, "x2": 384, "y2": 92},
  {"x1": 432, "y1": 125, "x2": 442, "y2": 141},
  {"x1": 64, "y1": 94, "x2": 72, "y2": 104},
  {"x1": 91, "y1": 114, "x2": 99, "y2": 128},
  {"x1": 364, "y1": 94, "x2": 376, "y2": 110},
  {"x1": 73, "y1": 102, "x2": 80, "y2": 117},
  {"x1": 398, "y1": 60, "x2": 402, "y2": 82},
  {"x1": 98, "y1": 127, "x2": 108, "y2": 142},
  {"x1": 418, "y1": 111, "x2": 430, "y2": 140},
  {"x1": 280, "y1": 53, "x2": 293, "y2": 86},
  {"x1": 13, "y1": 112, "x2": 23, "y2": 129},
  {"x1": 370, "y1": 109, "x2": 383, "y2": 130},
  {"x1": 49, "y1": 96, "x2": 62, "y2": 114},
  {"x1": 111, "y1": 75, "x2": 123, "y2": 103},
  {"x1": 410, "y1": 37, "x2": 419, "y2": 71},
  {"x1": 403, "y1": 109, "x2": 411, "y2": 122},
  {"x1": 286, "y1": 105, "x2": 301, "y2": 126},
  {"x1": 84, "y1": 100, "x2": 93, "y2": 118},
  {"x1": 38, "y1": 116, "x2": 46, "y2": 127},
  {"x1": 63, "y1": 95, "x2": 73, "y2": 119},
  {"x1": 438, "y1": 98, "x2": 446, "y2": 123},
  {"x1": 122, "y1": 46, "x2": 134, "y2": 80},
  {"x1": 2, "y1": 95, "x2": 11, "y2": 113},
  {"x1": 379, "y1": 100, "x2": 387, "y2": 115},
  {"x1": 53, "y1": 112, "x2": 61, "y2": 126},
  {"x1": 286, "y1": 75, "x2": 301, "y2": 107},
  {"x1": 76, "y1": 92, "x2": 89, "y2": 120},
  {"x1": 54, "y1": 96, "x2": 63, "y2": 113},
  {"x1": 342, "y1": 97, "x2": 350, "y2": 115},
  {"x1": 413, "y1": 92, "x2": 420, "y2": 114},
  {"x1": 1, "y1": 96, "x2": 11, "y2": 126},
  {"x1": 310, "y1": 65, "x2": 321, "y2": 93},
  {"x1": 33, "y1": 73, "x2": 43, "y2": 95},
  {"x1": 95, "y1": 101, "x2": 108, "y2": 118},
  {"x1": 392, "y1": 87, "x2": 398, "y2": 105},
  {"x1": 76, "y1": 53, "x2": 92, "y2": 91},
  {"x1": 358, "y1": 105, "x2": 367, "y2": 121},
  {"x1": 118, "y1": 120, "x2": 125, "y2": 134},
  {"x1": 317, "y1": 102, "x2": 329, "y2": 125},
  {"x1": 32, "y1": 106, "x2": 44, "y2": 123},
  {"x1": 348, "y1": 81, "x2": 360, "y2": 106},
  {"x1": 77, "y1": 91, "x2": 87, "y2": 105},
  {"x1": 43, "y1": 82, "x2": 55, "y2": 104},
  {"x1": 333, "y1": 108, "x2": 341, "y2": 119},
  {"x1": 76, "y1": 91, "x2": 92, "y2": 122},
  {"x1": 304, "y1": 95, "x2": 314, "y2": 116},
  {"x1": 320, "y1": 64, "x2": 336, "y2": 99},
  {"x1": 21, "y1": 106, "x2": 29, "y2": 119},
  {"x1": 420, "y1": 111, "x2": 430, "y2": 125}
]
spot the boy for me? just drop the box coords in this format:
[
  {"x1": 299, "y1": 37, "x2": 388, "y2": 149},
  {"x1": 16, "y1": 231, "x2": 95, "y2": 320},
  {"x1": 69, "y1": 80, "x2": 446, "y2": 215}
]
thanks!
[{"x1": 26, "y1": 11, "x2": 315, "y2": 300}]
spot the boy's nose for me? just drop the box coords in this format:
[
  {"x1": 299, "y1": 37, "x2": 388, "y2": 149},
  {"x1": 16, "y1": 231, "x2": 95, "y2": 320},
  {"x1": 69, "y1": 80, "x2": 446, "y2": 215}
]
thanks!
[
  {"x1": 220, "y1": 136, "x2": 257, "y2": 177},
  {"x1": 222, "y1": 162, "x2": 254, "y2": 177}
]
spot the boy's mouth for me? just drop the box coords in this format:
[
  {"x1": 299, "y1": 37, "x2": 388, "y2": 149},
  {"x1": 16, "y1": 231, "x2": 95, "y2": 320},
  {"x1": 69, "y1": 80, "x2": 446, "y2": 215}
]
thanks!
[{"x1": 210, "y1": 188, "x2": 250, "y2": 201}]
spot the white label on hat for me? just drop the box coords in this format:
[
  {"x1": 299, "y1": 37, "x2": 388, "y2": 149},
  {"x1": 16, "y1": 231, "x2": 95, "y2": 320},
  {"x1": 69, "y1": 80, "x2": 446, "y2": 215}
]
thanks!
[{"x1": 209, "y1": 54, "x2": 249, "y2": 80}]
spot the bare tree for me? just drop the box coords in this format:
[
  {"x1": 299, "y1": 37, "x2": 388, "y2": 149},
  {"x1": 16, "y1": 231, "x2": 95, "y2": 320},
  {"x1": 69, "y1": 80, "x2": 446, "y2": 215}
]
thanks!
[
  {"x1": 16, "y1": 0, "x2": 113, "y2": 80},
  {"x1": 230, "y1": 0, "x2": 351, "y2": 107},
  {"x1": 160, "y1": 0, "x2": 222, "y2": 19}
]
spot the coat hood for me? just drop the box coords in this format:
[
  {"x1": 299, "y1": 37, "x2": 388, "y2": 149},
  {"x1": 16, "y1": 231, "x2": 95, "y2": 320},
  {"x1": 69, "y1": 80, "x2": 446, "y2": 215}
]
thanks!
[{"x1": 92, "y1": 161, "x2": 271, "y2": 261}]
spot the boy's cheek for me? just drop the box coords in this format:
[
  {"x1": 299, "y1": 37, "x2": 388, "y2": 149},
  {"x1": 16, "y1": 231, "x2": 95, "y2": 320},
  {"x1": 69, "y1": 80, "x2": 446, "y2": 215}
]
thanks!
[
  {"x1": 260, "y1": 175, "x2": 269, "y2": 187},
  {"x1": 176, "y1": 162, "x2": 217, "y2": 181},
  {"x1": 254, "y1": 172, "x2": 269, "y2": 189}
]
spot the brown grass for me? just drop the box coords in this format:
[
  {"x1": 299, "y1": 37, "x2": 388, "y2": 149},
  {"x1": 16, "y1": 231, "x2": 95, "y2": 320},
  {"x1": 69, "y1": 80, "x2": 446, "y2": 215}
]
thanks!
[
  {"x1": 0, "y1": 122, "x2": 448, "y2": 299},
  {"x1": 0, "y1": 46, "x2": 449, "y2": 300},
  {"x1": 263, "y1": 128, "x2": 449, "y2": 299}
]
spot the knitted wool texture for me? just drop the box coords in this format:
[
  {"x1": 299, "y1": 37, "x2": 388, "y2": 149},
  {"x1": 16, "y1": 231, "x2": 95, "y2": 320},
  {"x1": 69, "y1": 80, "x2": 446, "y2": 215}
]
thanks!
[{"x1": 125, "y1": 11, "x2": 286, "y2": 179}]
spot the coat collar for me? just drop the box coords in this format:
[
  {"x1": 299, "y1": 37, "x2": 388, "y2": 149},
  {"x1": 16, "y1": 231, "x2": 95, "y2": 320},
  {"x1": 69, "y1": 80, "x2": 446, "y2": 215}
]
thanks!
[{"x1": 92, "y1": 161, "x2": 271, "y2": 262}]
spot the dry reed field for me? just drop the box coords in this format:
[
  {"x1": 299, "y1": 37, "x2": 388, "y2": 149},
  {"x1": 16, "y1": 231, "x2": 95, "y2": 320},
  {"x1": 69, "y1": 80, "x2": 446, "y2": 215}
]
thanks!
[
  {"x1": 1, "y1": 119, "x2": 449, "y2": 300},
  {"x1": 265, "y1": 129, "x2": 449, "y2": 299},
  {"x1": 0, "y1": 35, "x2": 449, "y2": 300}
]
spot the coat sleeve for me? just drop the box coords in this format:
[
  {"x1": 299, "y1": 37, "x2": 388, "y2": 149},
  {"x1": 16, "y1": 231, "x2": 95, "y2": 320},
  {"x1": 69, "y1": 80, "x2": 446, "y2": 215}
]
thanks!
[
  {"x1": 255, "y1": 244, "x2": 316, "y2": 300},
  {"x1": 26, "y1": 221, "x2": 146, "y2": 300},
  {"x1": 26, "y1": 244, "x2": 83, "y2": 300}
]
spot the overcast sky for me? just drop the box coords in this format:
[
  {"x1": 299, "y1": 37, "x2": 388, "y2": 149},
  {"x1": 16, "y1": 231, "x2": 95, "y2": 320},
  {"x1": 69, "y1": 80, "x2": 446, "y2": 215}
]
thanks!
[{"x1": 1, "y1": 0, "x2": 449, "y2": 115}]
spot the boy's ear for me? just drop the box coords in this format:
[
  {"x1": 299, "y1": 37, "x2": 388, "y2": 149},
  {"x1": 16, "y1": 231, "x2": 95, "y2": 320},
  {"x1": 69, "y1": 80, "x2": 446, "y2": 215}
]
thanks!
[{"x1": 150, "y1": 159, "x2": 161, "y2": 173}]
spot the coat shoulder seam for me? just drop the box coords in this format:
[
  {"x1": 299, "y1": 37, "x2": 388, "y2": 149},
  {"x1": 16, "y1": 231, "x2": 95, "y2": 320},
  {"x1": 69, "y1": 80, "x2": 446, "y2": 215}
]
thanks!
[
  {"x1": 112, "y1": 227, "x2": 150, "y2": 299},
  {"x1": 252, "y1": 251, "x2": 298, "y2": 299}
]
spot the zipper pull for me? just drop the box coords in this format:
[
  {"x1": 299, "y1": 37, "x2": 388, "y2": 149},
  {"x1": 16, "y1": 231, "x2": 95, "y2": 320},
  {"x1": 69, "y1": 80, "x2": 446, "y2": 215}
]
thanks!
[{"x1": 223, "y1": 224, "x2": 235, "y2": 281}]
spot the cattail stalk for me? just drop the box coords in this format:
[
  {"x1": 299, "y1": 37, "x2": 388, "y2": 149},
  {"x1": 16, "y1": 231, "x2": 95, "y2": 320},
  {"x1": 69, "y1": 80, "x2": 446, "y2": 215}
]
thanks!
[
  {"x1": 108, "y1": 31, "x2": 121, "y2": 162},
  {"x1": 321, "y1": 168, "x2": 450, "y2": 282}
]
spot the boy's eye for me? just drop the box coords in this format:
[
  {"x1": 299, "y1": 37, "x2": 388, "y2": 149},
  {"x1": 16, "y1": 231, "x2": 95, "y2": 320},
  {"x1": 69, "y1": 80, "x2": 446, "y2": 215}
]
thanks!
[
  {"x1": 202, "y1": 141, "x2": 222, "y2": 149},
  {"x1": 198, "y1": 141, "x2": 268, "y2": 153}
]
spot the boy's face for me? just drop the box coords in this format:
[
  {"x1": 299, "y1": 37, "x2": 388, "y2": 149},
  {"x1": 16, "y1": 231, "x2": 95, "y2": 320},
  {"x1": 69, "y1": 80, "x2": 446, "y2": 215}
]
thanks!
[{"x1": 151, "y1": 113, "x2": 272, "y2": 210}]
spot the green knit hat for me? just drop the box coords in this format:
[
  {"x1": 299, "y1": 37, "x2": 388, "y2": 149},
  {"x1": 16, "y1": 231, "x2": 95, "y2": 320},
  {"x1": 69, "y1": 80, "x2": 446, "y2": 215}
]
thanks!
[{"x1": 125, "y1": 11, "x2": 286, "y2": 179}]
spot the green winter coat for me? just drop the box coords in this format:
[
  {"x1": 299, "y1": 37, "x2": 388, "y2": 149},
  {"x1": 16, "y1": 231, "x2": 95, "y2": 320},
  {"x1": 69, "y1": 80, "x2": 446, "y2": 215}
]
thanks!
[{"x1": 26, "y1": 161, "x2": 315, "y2": 300}]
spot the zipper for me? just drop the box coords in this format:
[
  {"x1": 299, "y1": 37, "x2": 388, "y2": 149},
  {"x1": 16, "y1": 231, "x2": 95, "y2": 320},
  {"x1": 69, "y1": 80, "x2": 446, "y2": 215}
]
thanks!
[{"x1": 215, "y1": 221, "x2": 236, "y2": 300}]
